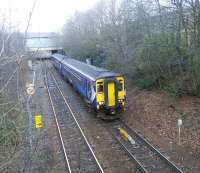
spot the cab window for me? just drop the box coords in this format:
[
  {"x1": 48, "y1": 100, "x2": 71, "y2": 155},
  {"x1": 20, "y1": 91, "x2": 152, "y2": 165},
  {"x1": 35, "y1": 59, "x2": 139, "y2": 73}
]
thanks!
[
  {"x1": 97, "y1": 82, "x2": 103, "y2": 93},
  {"x1": 118, "y1": 80, "x2": 123, "y2": 91}
]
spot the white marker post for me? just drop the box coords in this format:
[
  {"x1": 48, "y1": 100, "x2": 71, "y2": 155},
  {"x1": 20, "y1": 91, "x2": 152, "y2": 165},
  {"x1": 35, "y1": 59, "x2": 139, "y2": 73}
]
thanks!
[
  {"x1": 177, "y1": 119, "x2": 183, "y2": 145},
  {"x1": 26, "y1": 83, "x2": 35, "y2": 95},
  {"x1": 28, "y1": 60, "x2": 32, "y2": 70}
]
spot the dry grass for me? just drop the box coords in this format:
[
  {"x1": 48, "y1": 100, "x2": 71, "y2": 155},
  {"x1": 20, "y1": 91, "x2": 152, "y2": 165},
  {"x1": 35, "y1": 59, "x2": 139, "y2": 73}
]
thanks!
[
  {"x1": 0, "y1": 57, "x2": 25, "y2": 173},
  {"x1": 127, "y1": 87, "x2": 200, "y2": 155}
]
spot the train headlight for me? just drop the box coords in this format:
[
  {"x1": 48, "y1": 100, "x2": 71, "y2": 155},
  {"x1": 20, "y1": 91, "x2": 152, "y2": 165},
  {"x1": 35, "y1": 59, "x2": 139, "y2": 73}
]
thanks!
[{"x1": 99, "y1": 101, "x2": 104, "y2": 105}]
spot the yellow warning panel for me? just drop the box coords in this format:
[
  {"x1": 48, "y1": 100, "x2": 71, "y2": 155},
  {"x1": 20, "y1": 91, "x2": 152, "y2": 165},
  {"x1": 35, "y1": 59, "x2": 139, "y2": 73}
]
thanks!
[
  {"x1": 35, "y1": 115, "x2": 42, "y2": 128},
  {"x1": 108, "y1": 83, "x2": 115, "y2": 107},
  {"x1": 119, "y1": 128, "x2": 128, "y2": 141}
]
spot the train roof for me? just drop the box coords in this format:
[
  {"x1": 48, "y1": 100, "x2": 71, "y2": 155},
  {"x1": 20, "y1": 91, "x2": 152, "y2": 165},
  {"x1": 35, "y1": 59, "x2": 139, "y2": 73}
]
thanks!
[
  {"x1": 51, "y1": 54, "x2": 121, "y2": 81},
  {"x1": 52, "y1": 53, "x2": 64, "y2": 61}
]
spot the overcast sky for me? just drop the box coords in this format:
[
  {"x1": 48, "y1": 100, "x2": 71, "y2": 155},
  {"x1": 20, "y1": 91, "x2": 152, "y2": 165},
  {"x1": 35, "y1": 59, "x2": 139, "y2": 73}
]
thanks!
[{"x1": 0, "y1": 0, "x2": 99, "y2": 33}]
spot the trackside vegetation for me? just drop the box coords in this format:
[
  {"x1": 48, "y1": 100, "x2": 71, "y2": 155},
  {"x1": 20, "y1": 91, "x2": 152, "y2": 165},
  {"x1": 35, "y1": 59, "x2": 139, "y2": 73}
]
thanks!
[{"x1": 61, "y1": 0, "x2": 200, "y2": 97}]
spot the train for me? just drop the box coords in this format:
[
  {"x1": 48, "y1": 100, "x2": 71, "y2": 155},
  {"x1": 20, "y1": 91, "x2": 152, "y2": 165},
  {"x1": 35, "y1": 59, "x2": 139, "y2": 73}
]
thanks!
[{"x1": 51, "y1": 53, "x2": 125, "y2": 118}]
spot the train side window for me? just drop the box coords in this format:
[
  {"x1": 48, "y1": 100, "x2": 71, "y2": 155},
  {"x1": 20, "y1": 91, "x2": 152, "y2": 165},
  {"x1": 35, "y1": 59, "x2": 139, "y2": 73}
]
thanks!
[
  {"x1": 118, "y1": 80, "x2": 123, "y2": 91},
  {"x1": 97, "y1": 82, "x2": 103, "y2": 93},
  {"x1": 87, "y1": 82, "x2": 92, "y2": 98}
]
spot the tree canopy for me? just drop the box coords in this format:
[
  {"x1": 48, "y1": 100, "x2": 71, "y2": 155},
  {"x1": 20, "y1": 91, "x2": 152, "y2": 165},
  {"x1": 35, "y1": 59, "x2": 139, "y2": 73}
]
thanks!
[{"x1": 62, "y1": 0, "x2": 200, "y2": 97}]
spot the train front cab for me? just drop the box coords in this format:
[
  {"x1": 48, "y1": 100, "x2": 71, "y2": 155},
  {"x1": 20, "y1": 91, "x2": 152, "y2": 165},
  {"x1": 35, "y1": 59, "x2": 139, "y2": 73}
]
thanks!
[{"x1": 96, "y1": 76, "x2": 125, "y2": 114}]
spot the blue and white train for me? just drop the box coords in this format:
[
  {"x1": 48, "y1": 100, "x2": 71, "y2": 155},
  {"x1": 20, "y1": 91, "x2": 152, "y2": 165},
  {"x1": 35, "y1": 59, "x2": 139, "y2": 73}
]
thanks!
[{"x1": 51, "y1": 53, "x2": 125, "y2": 118}]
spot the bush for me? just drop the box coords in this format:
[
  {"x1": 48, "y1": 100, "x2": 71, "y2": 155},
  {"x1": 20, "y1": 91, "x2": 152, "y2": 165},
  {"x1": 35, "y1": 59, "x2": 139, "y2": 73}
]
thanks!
[
  {"x1": 135, "y1": 73, "x2": 160, "y2": 89},
  {"x1": 161, "y1": 82, "x2": 181, "y2": 97},
  {"x1": 134, "y1": 33, "x2": 193, "y2": 97},
  {"x1": 189, "y1": 52, "x2": 200, "y2": 96}
]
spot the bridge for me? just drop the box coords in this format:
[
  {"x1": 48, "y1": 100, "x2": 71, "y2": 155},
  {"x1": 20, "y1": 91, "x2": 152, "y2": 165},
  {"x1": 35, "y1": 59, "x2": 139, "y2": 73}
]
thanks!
[{"x1": 25, "y1": 32, "x2": 63, "y2": 52}]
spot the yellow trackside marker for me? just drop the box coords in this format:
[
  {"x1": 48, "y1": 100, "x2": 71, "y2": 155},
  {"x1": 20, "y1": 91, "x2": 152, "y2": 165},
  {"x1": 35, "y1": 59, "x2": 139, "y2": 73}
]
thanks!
[
  {"x1": 119, "y1": 128, "x2": 129, "y2": 141},
  {"x1": 35, "y1": 115, "x2": 42, "y2": 128},
  {"x1": 119, "y1": 128, "x2": 136, "y2": 145}
]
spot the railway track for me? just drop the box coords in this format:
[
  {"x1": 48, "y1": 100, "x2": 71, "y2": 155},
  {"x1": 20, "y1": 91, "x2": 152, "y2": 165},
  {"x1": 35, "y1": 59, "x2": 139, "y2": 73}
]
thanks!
[
  {"x1": 49, "y1": 62, "x2": 138, "y2": 172},
  {"x1": 107, "y1": 120, "x2": 184, "y2": 173},
  {"x1": 44, "y1": 63, "x2": 104, "y2": 173},
  {"x1": 48, "y1": 60, "x2": 185, "y2": 173}
]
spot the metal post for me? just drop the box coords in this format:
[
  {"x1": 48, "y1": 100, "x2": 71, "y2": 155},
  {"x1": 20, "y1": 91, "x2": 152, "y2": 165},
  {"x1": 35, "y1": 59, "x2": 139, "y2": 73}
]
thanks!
[
  {"x1": 177, "y1": 119, "x2": 182, "y2": 145},
  {"x1": 178, "y1": 127, "x2": 181, "y2": 145}
]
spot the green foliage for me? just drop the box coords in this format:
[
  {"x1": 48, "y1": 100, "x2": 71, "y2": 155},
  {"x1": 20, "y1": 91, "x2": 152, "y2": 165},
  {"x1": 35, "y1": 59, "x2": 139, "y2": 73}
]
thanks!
[
  {"x1": 189, "y1": 52, "x2": 200, "y2": 96},
  {"x1": 191, "y1": 78, "x2": 200, "y2": 96},
  {"x1": 0, "y1": 118, "x2": 19, "y2": 145},
  {"x1": 61, "y1": 0, "x2": 200, "y2": 98},
  {"x1": 105, "y1": 57, "x2": 119, "y2": 71},
  {"x1": 63, "y1": 30, "x2": 105, "y2": 66},
  {"x1": 136, "y1": 74, "x2": 160, "y2": 89},
  {"x1": 161, "y1": 83, "x2": 181, "y2": 97},
  {"x1": 134, "y1": 33, "x2": 193, "y2": 96}
]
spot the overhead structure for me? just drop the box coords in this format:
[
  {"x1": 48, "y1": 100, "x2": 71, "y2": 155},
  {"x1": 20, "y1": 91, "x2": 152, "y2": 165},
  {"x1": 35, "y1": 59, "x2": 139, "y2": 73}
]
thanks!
[{"x1": 25, "y1": 32, "x2": 62, "y2": 52}]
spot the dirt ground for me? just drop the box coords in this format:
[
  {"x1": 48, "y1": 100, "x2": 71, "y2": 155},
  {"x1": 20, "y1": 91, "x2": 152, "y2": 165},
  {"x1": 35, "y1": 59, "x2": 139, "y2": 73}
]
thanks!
[
  {"x1": 19, "y1": 58, "x2": 67, "y2": 173},
  {"x1": 19, "y1": 57, "x2": 137, "y2": 173},
  {"x1": 16, "y1": 56, "x2": 200, "y2": 173},
  {"x1": 123, "y1": 86, "x2": 200, "y2": 173}
]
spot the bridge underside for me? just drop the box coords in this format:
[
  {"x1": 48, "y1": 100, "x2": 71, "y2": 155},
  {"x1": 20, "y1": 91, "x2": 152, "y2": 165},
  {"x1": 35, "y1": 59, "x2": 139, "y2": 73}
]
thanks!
[
  {"x1": 27, "y1": 47, "x2": 63, "y2": 52},
  {"x1": 25, "y1": 35, "x2": 62, "y2": 53},
  {"x1": 27, "y1": 47, "x2": 65, "y2": 59}
]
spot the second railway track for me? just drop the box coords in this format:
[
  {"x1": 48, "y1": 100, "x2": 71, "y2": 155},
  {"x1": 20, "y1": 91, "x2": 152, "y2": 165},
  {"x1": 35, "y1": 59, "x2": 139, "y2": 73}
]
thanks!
[
  {"x1": 45, "y1": 60, "x2": 185, "y2": 173},
  {"x1": 44, "y1": 63, "x2": 104, "y2": 173},
  {"x1": 107, "y1": 120, "x2": 184, "y2": 173}
]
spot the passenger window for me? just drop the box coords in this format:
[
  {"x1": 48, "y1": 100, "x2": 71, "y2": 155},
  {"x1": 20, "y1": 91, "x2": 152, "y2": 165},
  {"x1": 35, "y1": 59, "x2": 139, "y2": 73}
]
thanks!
[
  {"x1": 118, "y1": 80, "x2": 123, "y2": 91},
  {"x1": 87, "y1": 83, "x2": 92, "y2": 98},
  {"x1": 97, "y1": 82, "x2": 103, "y2": 93}
]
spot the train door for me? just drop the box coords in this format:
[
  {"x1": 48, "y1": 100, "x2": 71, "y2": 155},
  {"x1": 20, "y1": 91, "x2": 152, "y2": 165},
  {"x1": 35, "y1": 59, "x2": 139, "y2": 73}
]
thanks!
[
  {"x1": 107, "y1": 82, "x2": 115, "y2": 107},
  {"x1": 87, "y1": 81, "x2": 92, "y2": 101}
]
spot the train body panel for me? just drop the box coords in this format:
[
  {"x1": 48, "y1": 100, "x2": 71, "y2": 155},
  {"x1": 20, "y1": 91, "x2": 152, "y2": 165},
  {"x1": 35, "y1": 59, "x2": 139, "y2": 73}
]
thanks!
[{"x1": 51, "y1": 53, "x2": 125, "y2": 116}]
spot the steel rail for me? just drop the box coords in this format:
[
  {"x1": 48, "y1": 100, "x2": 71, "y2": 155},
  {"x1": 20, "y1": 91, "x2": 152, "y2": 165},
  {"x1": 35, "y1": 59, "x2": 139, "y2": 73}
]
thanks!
[
  {"x1": 48, "y1": 60, "x2": 184, "y2": 173},
  {"x1": 44, "y1": 63, "x2": 72, "y2": 173},
  {"x1": 50, "y1": 70, "x2": 104, "y2": 173},
  {"x1": 120, "y1": 121, "x2": 184, "y2": 173},
  {"x1": 110, "y1": 131, "x2": 149, "y2": 173}
]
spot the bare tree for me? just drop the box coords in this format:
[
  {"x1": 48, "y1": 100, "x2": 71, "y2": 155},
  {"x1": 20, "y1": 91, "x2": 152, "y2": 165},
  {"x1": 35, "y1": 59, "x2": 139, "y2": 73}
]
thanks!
[{"x1": 61, "y1": 0, "x2": 200, "y2": 94}]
